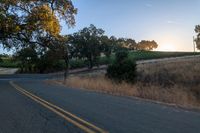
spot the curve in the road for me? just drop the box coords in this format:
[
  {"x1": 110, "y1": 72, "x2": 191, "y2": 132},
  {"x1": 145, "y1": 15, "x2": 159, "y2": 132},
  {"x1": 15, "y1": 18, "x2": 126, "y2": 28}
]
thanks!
[{"x1": 10, "y1": 81, "x2": 107, "y2": 133}]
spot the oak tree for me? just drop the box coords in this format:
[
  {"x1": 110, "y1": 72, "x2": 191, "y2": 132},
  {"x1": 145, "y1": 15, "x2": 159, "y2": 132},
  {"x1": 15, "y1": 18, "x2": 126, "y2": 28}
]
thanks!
[
  {"x1": 0, "y1": 0, "x2": 77, "y2": 76},
  {"x1": 137, "y1": 40, "x2": 158, "y2": 51},
  {"x1": 195, "y1": 25, "x2": 200, "y2": 50},
  {"x1": 69, "y1": 24, "x2": 105, "y2": 69}
]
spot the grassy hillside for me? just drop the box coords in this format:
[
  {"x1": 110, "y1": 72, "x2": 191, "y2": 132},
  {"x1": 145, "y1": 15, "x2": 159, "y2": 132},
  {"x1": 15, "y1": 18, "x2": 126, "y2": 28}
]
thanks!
[
  {"x1": 128, "y1": 51, "x2": 199, "y2": 60},
  {"x1": 69, "y1": 51, "x2": 199, "y2": 69},
  {"x1": 60, "y1": 56, "x2": 200, "y2": 108}
]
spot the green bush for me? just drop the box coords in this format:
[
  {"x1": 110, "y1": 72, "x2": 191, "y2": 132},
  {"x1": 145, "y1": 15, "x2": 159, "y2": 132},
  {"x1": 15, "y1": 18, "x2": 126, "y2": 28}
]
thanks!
[
  {"x1": 106, "y1": 51, "x2": 137, "y2": 83},
  {"x1": 69, "y1": 59, "x2": 87, "y2": 69},
  {"x1": 115, "y1": 50, "x2": 128, "y2": 63},
  {"x1": 52, "y1": 60, "x2": 66, "y2": 71},
  {"x1": 0, "y1": 58, "x2": 19, "y2": 68}
]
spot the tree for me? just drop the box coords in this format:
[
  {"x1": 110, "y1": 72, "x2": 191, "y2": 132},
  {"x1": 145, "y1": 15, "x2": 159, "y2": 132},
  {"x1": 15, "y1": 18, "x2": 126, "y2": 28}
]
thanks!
[
  {"x1": 101, "y1": 35, "x2": 113, "y2": 58},
  {"x1": 119, "y1": 38, "x2": 137, "y2": 50},
  {"x1": 0, "y1": 0, "x2": 77, "y2": 77},
  {"x1": 137, "y1": 40, "x2": 158, "y2": 51},
  {"x1": 15, "y1": 47, "x2": 38, "y2": 72},
  {"x1": 0, "y1": 57, "x2": 2, "y2": 63},
  {"x1": 36, "y1": 48, "x2": 66, "y2": 73},
  {"x1": 125, "y1": 38, "x2": 137, "y2": 50},
  {"x1": 0, "y1": 0, "x2": 77, "y2": 48},
  {"x1": 69, "y1": 24, "x2": 105, "y2": 69},
  {"x1": 113, "y1": 38, "x2": 137, "y2": 51},
  {"x1": 195, "y1": 25, "x2": 200, "y2": 50}
]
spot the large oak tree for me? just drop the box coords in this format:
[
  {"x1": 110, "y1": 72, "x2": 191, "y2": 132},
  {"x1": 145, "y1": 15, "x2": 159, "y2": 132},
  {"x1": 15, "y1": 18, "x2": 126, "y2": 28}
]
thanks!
[
  {"x1": 69, "y1": 24, "x2": 105, "y2": 69},
  {"x1": 0, "y1": 0, "x2": 77, "y2": 48},
  {"x1": 0, "y1": 0, "x2": 77, "y2": 76},
  {"x1": 137, "y1": 40, "x2": 158, "y2": 51}
]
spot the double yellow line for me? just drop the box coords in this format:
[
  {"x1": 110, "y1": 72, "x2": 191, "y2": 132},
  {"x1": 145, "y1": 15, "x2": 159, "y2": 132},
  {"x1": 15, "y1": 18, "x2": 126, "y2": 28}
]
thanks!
[{"x1": 9, "y1": 81, "x2": 107, "y2": 133}]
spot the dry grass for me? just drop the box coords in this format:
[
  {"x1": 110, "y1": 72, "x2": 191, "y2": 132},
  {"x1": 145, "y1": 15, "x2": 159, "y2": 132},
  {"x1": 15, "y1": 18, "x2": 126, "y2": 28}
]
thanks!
[{"x1": 57, "y1": 57, "x2": 200, "y2": 108}]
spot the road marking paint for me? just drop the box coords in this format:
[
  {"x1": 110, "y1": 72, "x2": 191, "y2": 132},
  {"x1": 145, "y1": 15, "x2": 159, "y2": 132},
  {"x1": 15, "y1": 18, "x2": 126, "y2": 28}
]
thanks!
[{"x1": 9, "y1": 81, "x2": 108, "y2": 133}]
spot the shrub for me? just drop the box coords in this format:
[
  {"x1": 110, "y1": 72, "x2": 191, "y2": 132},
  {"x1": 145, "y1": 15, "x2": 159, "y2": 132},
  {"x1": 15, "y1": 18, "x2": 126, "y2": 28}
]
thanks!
[
  {"x1": 115, "y1": 50, "x2": 128, "y2": 63},
  {"x1": 106, "y1": 50, "x2": 137, "y2": 83},
  {"x1": 69, "y1": 59, "x2": 87, "y2": 69},
  {"x1": 52, "y1": 60, "x2": 66, "y2": 71}
]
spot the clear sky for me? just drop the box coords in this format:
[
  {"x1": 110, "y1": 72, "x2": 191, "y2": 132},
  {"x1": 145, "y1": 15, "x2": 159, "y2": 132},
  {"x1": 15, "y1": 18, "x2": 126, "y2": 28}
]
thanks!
[
  {"x1": 63, "y1": 0, "x2": 200, "y2": 52},
  {"x1": 1, "y1": 0, "x2": 200, "y2": 54}
]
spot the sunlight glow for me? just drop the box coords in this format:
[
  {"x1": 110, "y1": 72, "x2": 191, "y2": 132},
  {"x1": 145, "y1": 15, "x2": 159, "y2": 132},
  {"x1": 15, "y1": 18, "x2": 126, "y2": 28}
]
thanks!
[{"x1": 157, "y1": 43, "x2": 176, "y2": 51}]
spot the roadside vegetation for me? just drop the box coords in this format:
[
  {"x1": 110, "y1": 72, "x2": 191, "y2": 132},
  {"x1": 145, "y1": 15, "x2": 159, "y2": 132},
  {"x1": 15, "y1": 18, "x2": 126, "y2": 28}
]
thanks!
[
  {"x1": 1, "y1": 51, "x2": 199, "y2": 71},
  {"x1": 57, "y1": 56, "x2": 200, "y2": 108},
  {"x1": 106, "y1": 50, "x2": 137, "y2": 83},
  {"x1": 0, "y1": 54, "x2": 18, "y2": 68}
]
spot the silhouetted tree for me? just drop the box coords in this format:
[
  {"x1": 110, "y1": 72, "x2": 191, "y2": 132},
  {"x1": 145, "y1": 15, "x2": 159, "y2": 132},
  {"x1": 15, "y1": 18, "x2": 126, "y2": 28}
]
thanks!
[
  {"x1": 0, "y1": 0, "x2": 77, "y2": 49},
  {"x1": 137, "y1": 40, "x2": 158, "y2": 51},
  {"x1": 15, "y1": 47, "x2": 38, "y2": 72},
  {"x1": 69, "y1": 24, "x2": 105, "y2": 69},
  {"x1": 0, "y1": 0, "x2": 77, "y2": 77},
  {"x1": 195, "y1": 25, "x2": 200, "y2": 50},
  {"x1": 101, "y1": 35, "x2": 113, "y2": 58},
  {"x1": 115, "y1": 38, "x2": 137, "y2": 51}
]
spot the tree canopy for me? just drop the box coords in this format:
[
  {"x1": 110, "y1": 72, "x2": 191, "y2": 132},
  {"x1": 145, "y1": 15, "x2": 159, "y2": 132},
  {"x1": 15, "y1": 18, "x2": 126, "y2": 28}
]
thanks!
[
  {"x1": 69, "y1": 24, "x2": 105, "y2": 69},
  {"x1": 0, "y1": 0, "x2": 77, "y2": 49},
  {"x1": 195, "y1": 25, "x2": 200, "y2": 50},
  {"x1": 137, "y1": 40, "x2": 158, "y2": 51}
]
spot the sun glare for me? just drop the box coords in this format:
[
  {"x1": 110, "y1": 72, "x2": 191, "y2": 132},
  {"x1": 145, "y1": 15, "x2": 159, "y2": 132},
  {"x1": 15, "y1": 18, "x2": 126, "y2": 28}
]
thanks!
[{"x1": 157, "y1": 43, "x2": 176, "y2": 51}]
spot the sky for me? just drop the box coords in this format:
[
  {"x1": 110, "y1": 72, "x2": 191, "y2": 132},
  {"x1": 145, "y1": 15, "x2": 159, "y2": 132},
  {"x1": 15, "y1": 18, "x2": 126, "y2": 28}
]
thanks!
[
  {"x1": 1, "y1": 0, "x2": 200, "y2": 54},
  {"x1": 63, "y1": 0, "x2": 200, "y2": 52}
]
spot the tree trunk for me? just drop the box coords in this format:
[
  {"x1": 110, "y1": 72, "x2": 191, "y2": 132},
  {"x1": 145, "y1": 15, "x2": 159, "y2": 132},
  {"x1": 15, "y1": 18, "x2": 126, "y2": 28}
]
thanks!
[
  {"x1": 88, "y1": 53, "x2": 93, "y2": 69},
  {"x1": 64, "y1": 52, "x2": 69, "y2": 82}
]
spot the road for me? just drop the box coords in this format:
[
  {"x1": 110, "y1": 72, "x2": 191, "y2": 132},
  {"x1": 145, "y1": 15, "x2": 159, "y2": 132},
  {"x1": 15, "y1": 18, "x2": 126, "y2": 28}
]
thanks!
[{"x1": 0, "y1": 74, "x2": 200, "y2": 133}]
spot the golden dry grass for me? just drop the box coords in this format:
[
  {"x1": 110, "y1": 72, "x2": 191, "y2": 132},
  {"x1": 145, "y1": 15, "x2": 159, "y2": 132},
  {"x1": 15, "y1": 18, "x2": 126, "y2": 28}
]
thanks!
[{"x1": 57, "y1": 57, "x2": 200, "y2": 108}]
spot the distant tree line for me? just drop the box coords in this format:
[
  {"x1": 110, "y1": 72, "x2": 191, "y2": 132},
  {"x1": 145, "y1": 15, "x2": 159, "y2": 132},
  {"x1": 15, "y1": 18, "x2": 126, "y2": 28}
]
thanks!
[
  {"x1": 14, "y1": 24, "x2": 158, "y2": 72},
  {"x1": 67, "y1": 24, "x2": 158, "y2": 69}
]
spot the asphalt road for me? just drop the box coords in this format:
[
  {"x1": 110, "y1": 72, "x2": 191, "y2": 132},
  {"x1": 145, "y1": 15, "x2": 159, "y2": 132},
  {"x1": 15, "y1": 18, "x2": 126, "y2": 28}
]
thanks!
[{"x1": 0, "y1": 75, "x2": 200, "y2": 133}]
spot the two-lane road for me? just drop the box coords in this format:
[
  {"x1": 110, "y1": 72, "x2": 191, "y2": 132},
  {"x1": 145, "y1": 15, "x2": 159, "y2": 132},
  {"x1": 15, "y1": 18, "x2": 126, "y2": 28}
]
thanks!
[
  {"x1": 0, "y1": 80, "x2": 83, "y2": 133},
  {"x1": 0, "y1": 75, "x2": 200, "y2": 133}
]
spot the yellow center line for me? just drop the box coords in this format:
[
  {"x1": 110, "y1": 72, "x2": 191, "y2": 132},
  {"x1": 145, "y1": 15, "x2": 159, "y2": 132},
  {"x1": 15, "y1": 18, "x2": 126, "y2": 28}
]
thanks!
[{"x1": 9, "y1": 81, "x2": 108, "y2": 133}]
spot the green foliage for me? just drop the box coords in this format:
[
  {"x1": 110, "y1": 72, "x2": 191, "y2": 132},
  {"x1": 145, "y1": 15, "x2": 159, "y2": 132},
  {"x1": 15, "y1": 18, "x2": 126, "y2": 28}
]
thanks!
[
  {"x1": 106, "y1": 51, "x2": 137, "y2": 83},
  {"x1": 0, "y1": 0, "x2": 77, "y2": 49},
  {"x1": 128, "y1": 51, "x2": 199, "y2": 60},
  {"x1": 195, "y1": 25, "x2": 200, "y2": 50},
  {"x1": 195, "y1": 38, "x2": 200, "y2": 50},
  {"x1": 0, "y1": 58, "x2": 19, "y2": 68},
  {"x1": 101, "y1": 36, "x2": 114, "y2": 58},
  {"x1": 69, "y1": 24, "x2": 105, "y2": 69},
  {"x1": 35, "y1": 48, "x2": 68, "y2": 73},
  {"x1": 116, "y1": 38, "x2": 137, "y2": 50},
  {"x1": 15, "y1": 47, "x2": 38, "y2": 72},
  {"x1": 137, "y1": 40, "x2": 158, "y2": 51},
  {"x1": 14, "y1": 45, "x2": 68, "y2": 73},
  {"x1": 115, "y1": 50, "x2": 128, "y2": 63},
  {"x1": 69, "y1": 60, "x2": 87, "y2": 69},
  {"x1": 36, "y1": 59, "x2": 66, "y2": 73},
  {"x1": 0, "y1": 1, "x2": 76, "y2": 74}
]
